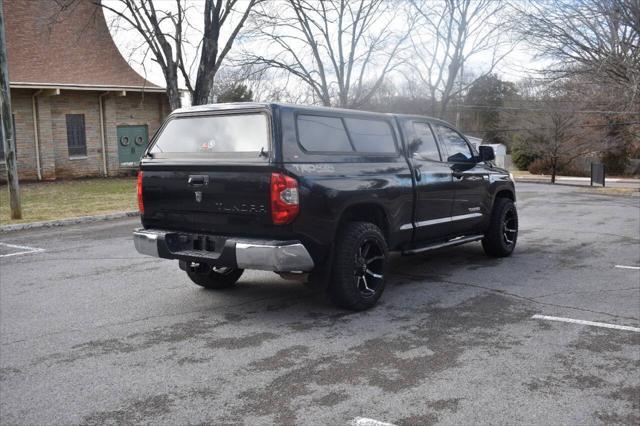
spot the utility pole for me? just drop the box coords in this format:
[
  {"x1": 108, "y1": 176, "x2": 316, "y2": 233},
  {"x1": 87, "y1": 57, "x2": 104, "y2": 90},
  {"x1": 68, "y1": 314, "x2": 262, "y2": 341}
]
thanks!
[{"x1": 0, "y1": 0, "x2": 21, "y2": 219}]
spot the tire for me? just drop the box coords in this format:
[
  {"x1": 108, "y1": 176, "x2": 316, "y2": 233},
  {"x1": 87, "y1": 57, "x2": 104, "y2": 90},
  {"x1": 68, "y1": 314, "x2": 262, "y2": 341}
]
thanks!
[
  {"x1": 482, "y1": 197, "x2": 518, "y2": 257},
  {"x1": 328, "y1": 222, "x2": 389, "y2": 311},
  {"x1": 186, "y1": 264, "x2": 244, "y2": 289}
]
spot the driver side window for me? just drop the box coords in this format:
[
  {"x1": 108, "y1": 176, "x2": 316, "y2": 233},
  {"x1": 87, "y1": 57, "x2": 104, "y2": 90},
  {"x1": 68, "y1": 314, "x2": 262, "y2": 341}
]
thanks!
[{"x1": 434, "y1": 124, "x2": 473, "y2": 162}]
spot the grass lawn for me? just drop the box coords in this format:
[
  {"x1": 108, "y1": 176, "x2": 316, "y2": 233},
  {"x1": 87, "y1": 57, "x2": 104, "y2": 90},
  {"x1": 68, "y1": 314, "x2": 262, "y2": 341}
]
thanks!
[{"x1": 0, "y1": 177, "x2": 137, "y2": 225}]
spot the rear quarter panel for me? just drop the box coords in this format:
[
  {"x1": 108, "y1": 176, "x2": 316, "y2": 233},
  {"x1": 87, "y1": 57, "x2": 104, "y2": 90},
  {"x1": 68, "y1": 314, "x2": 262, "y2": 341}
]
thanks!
[{"x1": 285, "y1": 161, "x2": 414, "y2": 255}]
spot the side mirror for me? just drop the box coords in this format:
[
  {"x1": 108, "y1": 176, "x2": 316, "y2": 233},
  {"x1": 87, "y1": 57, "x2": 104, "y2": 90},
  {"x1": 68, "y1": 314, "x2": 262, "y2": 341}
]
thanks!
[
  {"x1": 478, "y1": 146, "x2": 495, "y2": 162},
  {"x1": 447, "y1": 152, "x2": 472, "y2": 163}
]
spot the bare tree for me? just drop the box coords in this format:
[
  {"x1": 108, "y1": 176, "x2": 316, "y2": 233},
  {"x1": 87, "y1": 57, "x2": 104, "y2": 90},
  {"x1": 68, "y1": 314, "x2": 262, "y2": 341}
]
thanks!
[
  {"x1": 58, "y1": 0, "x2": 261, "y2": 109},
  {"x1": 463, "y1": 73, "x2": 518, "y2": 143},
  {"x1": 511, "y1": 81, "x2": 609, "y2": 183},
  {"x1": 212, "y1": 64, "x2": 314, "y2": 104},
  {"x1": 189, "y1": 0, "x2": 261, "y2": 105},
  {"x1": 522, "y1": 106, "x2": 583, "y2": 183},
  {"x1": 245, "y1": 0, "x2": 413, "y2": 108},
  {"x1": 408, "y1": 0, "x2": 514, "y2": 119},
  {"x1": 516, "y1": 0, "x2": 640, "y2": 109}
]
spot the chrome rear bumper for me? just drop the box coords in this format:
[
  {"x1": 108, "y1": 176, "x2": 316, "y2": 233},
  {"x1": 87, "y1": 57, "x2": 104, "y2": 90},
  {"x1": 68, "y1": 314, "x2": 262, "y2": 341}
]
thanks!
[{"x1": 133, "y1": 228, "x2": 314, "y2": 272}]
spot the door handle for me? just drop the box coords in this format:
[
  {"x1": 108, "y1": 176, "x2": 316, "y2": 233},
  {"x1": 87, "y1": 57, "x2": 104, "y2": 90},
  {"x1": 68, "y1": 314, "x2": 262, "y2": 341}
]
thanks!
[
  {"x1": 188, "y1": 175, "x2": 209, "y2": 187},
  {"x1": 452, "y1": 173, "x2": 484, "y2": 181}
]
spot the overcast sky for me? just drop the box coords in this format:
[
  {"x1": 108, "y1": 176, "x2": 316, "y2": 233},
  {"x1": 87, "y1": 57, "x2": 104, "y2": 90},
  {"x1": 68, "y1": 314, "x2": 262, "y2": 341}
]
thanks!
[{"x1": 105, "y1": 1, "x2": 542, "y2": 99}]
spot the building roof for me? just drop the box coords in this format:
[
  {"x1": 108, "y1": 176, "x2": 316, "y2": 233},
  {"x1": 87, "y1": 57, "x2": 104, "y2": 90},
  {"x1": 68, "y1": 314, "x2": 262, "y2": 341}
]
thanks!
[{"x1": 5, "y1": 0, "x2": 164, "y2": 92}]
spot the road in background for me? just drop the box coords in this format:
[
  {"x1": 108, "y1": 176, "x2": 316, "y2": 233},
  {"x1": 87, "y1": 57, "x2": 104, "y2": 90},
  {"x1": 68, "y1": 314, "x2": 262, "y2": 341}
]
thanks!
[{"x1": 1, "y1": 183, "x2": 639, "y2": 425}]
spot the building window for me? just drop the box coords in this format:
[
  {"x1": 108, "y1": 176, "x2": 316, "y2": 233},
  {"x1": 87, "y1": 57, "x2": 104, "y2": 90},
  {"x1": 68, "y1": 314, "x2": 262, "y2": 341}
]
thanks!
[{"x1": 66, "y1": 114, "x2": 87, "y2": 157}]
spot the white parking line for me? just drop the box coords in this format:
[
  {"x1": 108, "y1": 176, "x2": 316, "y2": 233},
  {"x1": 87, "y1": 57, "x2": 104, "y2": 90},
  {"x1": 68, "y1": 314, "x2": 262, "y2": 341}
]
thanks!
[
  {"x1": 350, "y1": 418, "x2": 396, "y2": 426},
  {"x1": 532, "y1": 315, "x2": 640, "y2": 333},
  {"x1": 615, "y1": 265, "x2": 640, "y2": 270},
  {"x1": 0, "y1": 242, "x2": 45, "y2": 258}
]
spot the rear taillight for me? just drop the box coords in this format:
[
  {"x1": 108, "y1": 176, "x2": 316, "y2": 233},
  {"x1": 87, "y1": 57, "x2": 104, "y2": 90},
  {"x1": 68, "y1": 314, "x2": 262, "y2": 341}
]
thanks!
[
  {"x1": 137, "y1": 171, "x2": 144, "y2": 214},
  {"x1": 271, "y1": 172, "x2": 299, "y2": 225}
]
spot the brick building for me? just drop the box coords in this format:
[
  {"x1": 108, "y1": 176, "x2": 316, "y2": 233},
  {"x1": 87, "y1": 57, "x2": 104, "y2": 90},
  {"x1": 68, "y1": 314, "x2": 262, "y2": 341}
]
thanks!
[{"x1": 1, "y1": 0, "x2": 169, "y2": 181}]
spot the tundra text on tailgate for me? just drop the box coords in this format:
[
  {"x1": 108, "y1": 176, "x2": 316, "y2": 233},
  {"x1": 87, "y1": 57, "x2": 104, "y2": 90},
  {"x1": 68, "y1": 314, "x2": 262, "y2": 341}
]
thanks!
[{"x1": 134, "y1": 102, "x2": 518, "y2": 310}]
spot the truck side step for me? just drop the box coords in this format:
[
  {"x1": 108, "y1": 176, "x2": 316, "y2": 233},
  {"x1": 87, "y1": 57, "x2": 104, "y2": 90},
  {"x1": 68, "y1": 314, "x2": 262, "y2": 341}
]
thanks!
[{"x1": 402, "y1": 234, "x2": 484, "y2": 255}]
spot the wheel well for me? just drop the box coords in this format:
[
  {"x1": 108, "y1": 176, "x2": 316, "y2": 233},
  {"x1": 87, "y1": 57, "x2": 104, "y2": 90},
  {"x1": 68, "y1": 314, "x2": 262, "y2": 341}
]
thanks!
[
  {"x1": 338, "y1": 203, "x2": 389, "y2": 241},
  {"x1": 495, "y1": 189, "x2": 514, "y2": 201}
]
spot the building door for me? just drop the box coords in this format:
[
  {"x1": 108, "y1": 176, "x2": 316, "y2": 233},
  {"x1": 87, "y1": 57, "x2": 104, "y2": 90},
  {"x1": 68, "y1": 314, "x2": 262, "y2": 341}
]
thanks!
[{"x1": 117, "y1": 125, "x2": 149, "y2": 168}]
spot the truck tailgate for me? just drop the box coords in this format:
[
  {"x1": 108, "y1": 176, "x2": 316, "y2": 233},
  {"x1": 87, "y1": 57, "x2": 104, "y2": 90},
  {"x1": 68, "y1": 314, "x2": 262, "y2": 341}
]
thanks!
[{"x1": 141, "y1": 165, "x2": 274, "y2": 235}]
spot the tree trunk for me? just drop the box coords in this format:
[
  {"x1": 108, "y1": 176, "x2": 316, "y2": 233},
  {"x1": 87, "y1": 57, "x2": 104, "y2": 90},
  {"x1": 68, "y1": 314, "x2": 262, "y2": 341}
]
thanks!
[
  {"x1": 192, "y1": 5, "x2": 220, "y2": 107},
  {"x1": 167, "y1": 85, "x2": 181, "y2": 111},
  {"x1": 164, "y1": 67, "x2": 182, "y2": 111},
  {"x1": 439, "y1": 97, "x2": 451, "y2": 119},
  {"x1": 429, "y1": 97, "x2": 438, "y2": 118},
  {"x1": 192, "y1": 57, "x2": 216, "y2": 106}
]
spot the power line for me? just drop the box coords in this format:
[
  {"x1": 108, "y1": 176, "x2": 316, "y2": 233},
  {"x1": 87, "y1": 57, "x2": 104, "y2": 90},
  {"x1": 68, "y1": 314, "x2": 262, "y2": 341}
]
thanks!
[
  {"x1": 456, "y1": 104, "x2": 640, "y2": 115},
  {"x1": 462, "y1": 121, "x2": 640, "y2": 134}
]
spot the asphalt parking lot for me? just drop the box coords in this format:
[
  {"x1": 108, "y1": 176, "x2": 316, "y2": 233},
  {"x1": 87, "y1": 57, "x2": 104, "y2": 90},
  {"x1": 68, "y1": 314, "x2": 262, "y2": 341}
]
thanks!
[{"x1": 1, "y1": 182, "x2": 639, "y2": 425}]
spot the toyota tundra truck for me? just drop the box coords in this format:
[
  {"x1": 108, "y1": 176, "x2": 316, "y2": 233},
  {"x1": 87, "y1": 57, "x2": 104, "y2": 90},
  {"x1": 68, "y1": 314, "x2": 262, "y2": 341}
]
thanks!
[{"x1": 134, "y1": 102, "x2": 518, "y2": 310}]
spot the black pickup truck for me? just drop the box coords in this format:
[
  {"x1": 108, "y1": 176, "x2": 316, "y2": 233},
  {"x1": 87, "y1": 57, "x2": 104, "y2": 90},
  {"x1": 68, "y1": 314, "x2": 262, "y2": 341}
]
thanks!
[{"x1": 134, "y1": 102, "x2": 517, "y2": 310}]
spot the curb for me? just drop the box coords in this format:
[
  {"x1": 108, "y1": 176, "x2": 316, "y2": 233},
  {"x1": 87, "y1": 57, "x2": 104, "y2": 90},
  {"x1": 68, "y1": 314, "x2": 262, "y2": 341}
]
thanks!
[
  {"x1": 515, "y1": 178, "x2": 640, "y2": 195},
  {"x1": 0, "y1": 211, "x2": 139, "y2": 233},
  {"x1": 514, "y1": 176, "x2": 640, "y2": 184},
  {"x1": 515, "y1": 177, "x2": 640, "y2": 188},
  {"x1": 514, "y1": 178, "x2": 594, "y2": 188}
]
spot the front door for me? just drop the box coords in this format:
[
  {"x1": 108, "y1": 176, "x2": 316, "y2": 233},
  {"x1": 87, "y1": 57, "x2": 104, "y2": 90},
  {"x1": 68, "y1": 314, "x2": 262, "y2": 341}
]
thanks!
[
  {"x1": 402, "y1": 119, "x2": 456, "y2": 243},
  {"x1": 117, "y1": 125, "x2": 149, "y2": 168},
  {"x1": 432, "y1": 124, "x2": 491, "y2": 236}
]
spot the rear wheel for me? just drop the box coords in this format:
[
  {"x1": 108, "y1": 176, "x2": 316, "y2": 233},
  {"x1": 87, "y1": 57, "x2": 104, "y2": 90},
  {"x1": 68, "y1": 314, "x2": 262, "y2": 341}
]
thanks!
[
  {"x1": 186, "y1": 264, "x2": 244, "y2": 289},
  {"x1": 328, "y1": 222, "x2": 388, "y2": 311},
  {"x1": 482, "y1": 198, "x2": 518, "y2": 257}
]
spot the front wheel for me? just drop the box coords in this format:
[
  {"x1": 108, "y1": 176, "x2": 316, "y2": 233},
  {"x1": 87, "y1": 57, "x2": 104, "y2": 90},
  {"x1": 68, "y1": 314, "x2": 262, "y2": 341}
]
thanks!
[
  {"x1": 328, "y1": 222, "x2": 389, "y2": 311},
  {"x1": 186, "y1": 264, "x2": 244, "y2": 289},
  {"x1": 482, "y1": 198, "x2": 518, "y2": 257}
]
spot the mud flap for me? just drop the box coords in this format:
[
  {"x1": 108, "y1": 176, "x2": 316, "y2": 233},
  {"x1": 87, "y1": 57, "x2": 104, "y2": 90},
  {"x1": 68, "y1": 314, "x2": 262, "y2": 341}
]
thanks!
[{"x1": 307, "y1": 242, "x2": 335, "y2": 290}]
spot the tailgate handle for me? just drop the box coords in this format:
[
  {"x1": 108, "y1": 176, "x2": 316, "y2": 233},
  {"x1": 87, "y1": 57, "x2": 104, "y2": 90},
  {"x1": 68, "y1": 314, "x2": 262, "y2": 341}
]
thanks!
[{"x1": 188, "y1": 175, "x2": 209, "y2": 187}]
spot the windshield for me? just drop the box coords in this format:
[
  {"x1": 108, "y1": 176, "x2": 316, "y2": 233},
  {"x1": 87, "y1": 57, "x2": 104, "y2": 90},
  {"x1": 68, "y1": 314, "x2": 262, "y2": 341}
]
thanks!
[{"x1": 149, "y1": 113, "x2": 270, "y2": 160}]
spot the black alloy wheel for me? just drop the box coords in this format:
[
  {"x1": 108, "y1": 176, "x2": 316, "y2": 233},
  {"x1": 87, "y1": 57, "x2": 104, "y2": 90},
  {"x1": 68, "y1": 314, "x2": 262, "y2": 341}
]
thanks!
[
  {"x1": 329, "y1": 221, "x2": 389, "y2": 310},
  {"x1": 502, "y1": 207, "x2": 518, "y2": 246},
  {"x1": 482, "y1": 197, "x2": 518, "y2": 257},
  {"x1": 354, "y1": 239, "x2": 386, "y2": 298}
]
